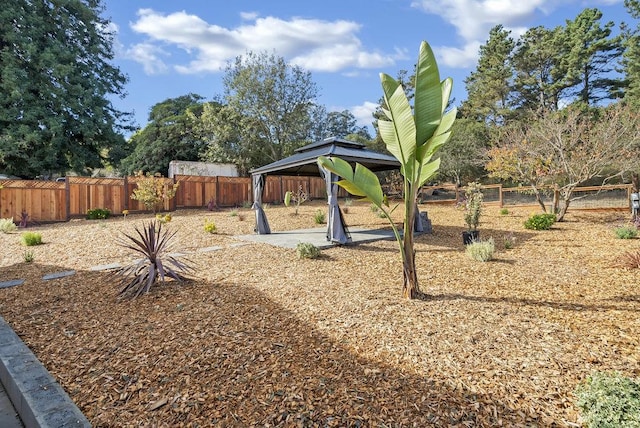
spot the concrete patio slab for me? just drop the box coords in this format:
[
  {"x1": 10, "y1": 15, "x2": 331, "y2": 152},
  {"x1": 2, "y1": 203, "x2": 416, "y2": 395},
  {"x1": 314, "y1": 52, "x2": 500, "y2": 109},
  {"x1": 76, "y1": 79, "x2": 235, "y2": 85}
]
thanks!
[
  {"x1": 90, "y1": 263, "x2": 121, "y2": 271},
  {"x1": 235, "y1": 227, "x2": 397, "y2": 249}
]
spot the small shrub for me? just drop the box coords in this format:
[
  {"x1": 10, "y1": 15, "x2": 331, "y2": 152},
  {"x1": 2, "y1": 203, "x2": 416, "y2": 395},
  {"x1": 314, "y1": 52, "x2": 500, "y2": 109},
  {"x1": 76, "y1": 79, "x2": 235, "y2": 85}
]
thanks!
[
  {"x1": 499, "y1": 207, "x2": 509, "y2": 215},
  {"x1": 207, "y1": 198, "x2": 218, "y2": 211},
  {"x1": 204, "y1": 219, "x2": 217, "y2": 234},
  {"x1": 615, "y1": 225, "x2": 638, "y2": 239},
  {"x1": 524, "y1": 213, "x2": 556, "y2": 230},
  {"x1": 296, "y1": 242, "x2": 320, "y2": 259},
  {"x1": 619, "y1": 250, "x2": 640, "y2": 269},
  {"x1": 237, "y1": 212, "x2": 246, "y2": 221},
  {"x1": 0, "y1": 218, "x2": 17, "y2": 233},
  {"x1": 87, "y1": 208, "x2": 111, "y2": 220},
  {"x1": 370, "y1": 203, "x2": 379, "y2": 213},
  {"x1": 130, "y1": 171, "x2": 179, "y2": 213},
  {"x1": 155, "y1": 213, "x2": 172, "y2": 224},
  {"x1": 19, "y1": 210, "x2": 29, "y2": 228},
  {"x1": 21, "y1": 232, "x2": 42, "y2": 246},
  {"x1": 122, "y1": 210, "x2": 129, "y2": 219},
  {"x1": 242, "y1": 200, "x2": 252, "y2": 209},
  {"x1": 575, "y1": 371, "x2": 640, "y2": 428},
  {"x1": 284, "y1": 186, "x2": 308, "y2": 215},
  {"x1": 466, "y1": 238, "x2": 495, "y2": 262},
  {"x1": 313, "y1": 209, "x2": 326, "y2": 224},
  {"x1": 23, "y1": 250, "x2": 34, "y2": 263},
  {"x1": 115, "y1": 220, "x2": 193, "y2": 299},
  {"x1": 229, "y1": 209, "x2": 238, "y2": 217},
  {"x1": 503, "y1": 233, "x2": 516, "y2": 249}
]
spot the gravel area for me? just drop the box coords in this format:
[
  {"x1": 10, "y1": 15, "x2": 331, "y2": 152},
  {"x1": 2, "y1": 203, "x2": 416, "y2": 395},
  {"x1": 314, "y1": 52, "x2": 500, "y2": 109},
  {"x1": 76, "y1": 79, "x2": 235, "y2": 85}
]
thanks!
[{"x1": 0, "y1": 201, "x2": 638, "y2": 427}]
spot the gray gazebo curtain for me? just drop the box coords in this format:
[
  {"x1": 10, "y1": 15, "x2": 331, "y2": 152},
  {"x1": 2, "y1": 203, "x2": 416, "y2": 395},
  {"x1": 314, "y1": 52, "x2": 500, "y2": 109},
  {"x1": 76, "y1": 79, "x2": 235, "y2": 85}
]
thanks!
[
  {"x1": 321, "y1": 166, "x2": 351, "y2": 244},
  {"x1": 252, "y1": 174, "x2": 271, "y2": 234}
]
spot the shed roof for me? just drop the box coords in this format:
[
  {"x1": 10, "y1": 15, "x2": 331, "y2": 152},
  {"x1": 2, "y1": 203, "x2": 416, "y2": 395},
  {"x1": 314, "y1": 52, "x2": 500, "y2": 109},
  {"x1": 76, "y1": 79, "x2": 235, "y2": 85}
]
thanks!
[{"x1": 250, "y1": 137, "x2": 400, "y2": 176}]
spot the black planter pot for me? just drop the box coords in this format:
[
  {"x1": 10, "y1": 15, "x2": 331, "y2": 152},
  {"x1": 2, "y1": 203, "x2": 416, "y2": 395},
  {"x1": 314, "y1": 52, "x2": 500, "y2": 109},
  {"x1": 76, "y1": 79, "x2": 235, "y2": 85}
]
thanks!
[{"x1": 462, "y1": 230, "x2": 479, "y2": 245}]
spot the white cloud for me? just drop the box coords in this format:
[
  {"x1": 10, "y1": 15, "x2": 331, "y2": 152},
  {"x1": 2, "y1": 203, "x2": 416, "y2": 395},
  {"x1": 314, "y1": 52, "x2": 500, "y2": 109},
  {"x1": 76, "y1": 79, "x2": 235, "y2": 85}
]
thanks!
[
  {"x1": 434, "y1": 41, "x2": 482, "y2": 68},
  {"x1": 240, "y1": 11, "x2": 259, "y2": 21},
  {"x1": 125, "y1": 43, "x2": 169, "y2": 75},
  {"x1": 129, "y1": 9, "x2": 399, "y2": 75},
  {"x1": 350, "y1": 101, "x2": 379, "y2": 128}
]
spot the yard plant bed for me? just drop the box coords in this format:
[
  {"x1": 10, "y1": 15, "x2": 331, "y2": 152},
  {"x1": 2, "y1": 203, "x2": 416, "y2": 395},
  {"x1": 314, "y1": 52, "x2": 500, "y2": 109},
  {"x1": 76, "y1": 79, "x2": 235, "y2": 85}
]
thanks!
[{"x1": 0, "y1": 202, "x2": 638, "y2": 426}]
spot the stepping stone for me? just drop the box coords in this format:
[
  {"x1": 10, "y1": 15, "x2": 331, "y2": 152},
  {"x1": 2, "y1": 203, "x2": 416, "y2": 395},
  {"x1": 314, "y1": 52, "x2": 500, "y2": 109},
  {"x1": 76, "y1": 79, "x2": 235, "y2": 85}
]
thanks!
[
  {"x1": 197, "y1": 246, "x2": 223, "y2": 253},
  {"x1": 168, "y1": 252, "x2": 188, "y2": 258},
  {"x1": 42, "y1": 270, "x2": 76, "y2": 281},
  {"x1": 90, "y1": 263, "x2": 121, "y2": 271},
  {"x1": 0, "y1": 279, "x2": 25, "y2": 289},
  {"x1": 228, "y1": 242, "x2": 251, "y2": 248}
]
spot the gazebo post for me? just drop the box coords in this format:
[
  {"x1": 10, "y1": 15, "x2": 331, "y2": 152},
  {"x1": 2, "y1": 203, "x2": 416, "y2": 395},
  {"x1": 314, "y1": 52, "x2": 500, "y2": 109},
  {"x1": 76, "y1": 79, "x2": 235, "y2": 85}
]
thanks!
[
  {"x1": 252, "y1": 173, "x2": 271, "y2": 234},
  {"x1": 320, "y1": 166, "x2": 351, "y2": 244}
]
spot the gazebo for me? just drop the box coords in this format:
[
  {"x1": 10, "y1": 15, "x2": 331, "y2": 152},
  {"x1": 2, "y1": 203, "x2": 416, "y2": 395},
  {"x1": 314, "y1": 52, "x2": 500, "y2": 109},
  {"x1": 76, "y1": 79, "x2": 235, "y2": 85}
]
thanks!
[{"x1": 249, "y1": 137, "x2": 402, "y2": 245}]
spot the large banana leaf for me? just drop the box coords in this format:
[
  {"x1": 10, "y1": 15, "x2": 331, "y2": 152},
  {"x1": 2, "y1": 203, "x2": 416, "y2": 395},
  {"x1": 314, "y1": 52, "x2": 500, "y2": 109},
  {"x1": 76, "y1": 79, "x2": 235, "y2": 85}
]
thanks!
[
  {"x1": 379, "y1": 74, "x2": 416, "y2": 167},
  {"x1": 414, "y1": 41, "x2": 443, "y2": 148},
  {"x1": 317, "y1": 156, "x2": 385, "y2": 207}
]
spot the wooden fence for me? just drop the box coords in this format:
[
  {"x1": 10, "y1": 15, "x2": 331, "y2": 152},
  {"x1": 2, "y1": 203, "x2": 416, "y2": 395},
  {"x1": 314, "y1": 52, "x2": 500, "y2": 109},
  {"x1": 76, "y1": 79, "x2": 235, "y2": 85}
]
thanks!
[{"x1": 0, "y1": 176, "x2": 634, "y2": 223}]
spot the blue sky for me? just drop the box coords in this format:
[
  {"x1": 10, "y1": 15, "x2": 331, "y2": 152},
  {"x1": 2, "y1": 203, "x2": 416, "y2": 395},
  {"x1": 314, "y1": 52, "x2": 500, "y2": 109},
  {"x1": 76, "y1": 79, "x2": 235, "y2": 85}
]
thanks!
[{"x1": 103, "y1": 0, "x2": 629, "y2": 133}]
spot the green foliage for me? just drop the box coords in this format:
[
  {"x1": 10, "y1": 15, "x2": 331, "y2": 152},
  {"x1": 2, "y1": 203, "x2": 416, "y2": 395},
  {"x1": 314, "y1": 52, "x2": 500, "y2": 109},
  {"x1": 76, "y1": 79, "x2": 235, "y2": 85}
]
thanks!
[
  {"x1": 0, "y1": 218, "x2": 17, "y2": 233},
  {"x1": 313, "y1": 209, "x2": 326, "y2": 224},
  {"x1": 194, "y1": 51, "x2": 319, "y2": 175},
  {"x1": 466, "y1": 238, "x2": 496, "y2": 262},
  {"x1": 23, "y1": 250, "x2": 34, "y2": 263},
  {"x1": 229, "y1": 209, "x2": 238, "y2": 217},
  {"x1": 120, "y1": 94, "x2": 206, "y2": 175},
  {"x1": 615, "y1": 225, "x2": 638, "y2": 239},
  {"x1": 296, "y1": 242, "x2": 321, "y2": 259},
  {"x1": 87, "y1": 208, "x2": 111, "y2": 220},
  {"x1": 284, "y1": 187, "x2": 308, "y2": 215},
  {"x1": 500, "y1": 207, "x2": 510, "y2": 215},
  {"x1": 155, "y1": 213, "x2": 172, "y2": 224},
  {"x1": 204, "y1": 219, "x2": 217, "y2": 234},
  {"x1": 21, "y1": 232, "x2": 42, "y2": 246},
  {"x1": 463, "y1": 182, "x2": 484, "y2": 231},
  {"x1": 115, "y1": 221, "x2": 193, "y2": 299},
  {"x1": 242, "y1": 200, "x2": 252, "y2": 209},
  {"x1": 575, "y1": 371, "x2": 640, "y2": 428},
  {"x1": 130, "y1": 172, "x2": 179, "y2": 213},
  {"x1": 524, "y1": 213, "x2": 556, "y2": 230},
  {"x1": 318, "y1": 41, "x2": 456, "y2": 299},
  {"x1": 438, "y1": 119, "x2": 491, "y2": 185},
  {"x1": 0, "y1": 0, "x2": 131, "y2": 178},
  {"x1": 503, "y1": 233, "x2": 516, "y2": 249}
]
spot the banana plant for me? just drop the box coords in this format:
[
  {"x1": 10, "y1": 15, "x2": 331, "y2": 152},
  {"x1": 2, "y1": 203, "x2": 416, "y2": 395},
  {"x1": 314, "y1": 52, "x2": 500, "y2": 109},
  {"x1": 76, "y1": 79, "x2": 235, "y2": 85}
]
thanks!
[{"x1": 318, "y1": 41, "x2": 456, "y2": 299}]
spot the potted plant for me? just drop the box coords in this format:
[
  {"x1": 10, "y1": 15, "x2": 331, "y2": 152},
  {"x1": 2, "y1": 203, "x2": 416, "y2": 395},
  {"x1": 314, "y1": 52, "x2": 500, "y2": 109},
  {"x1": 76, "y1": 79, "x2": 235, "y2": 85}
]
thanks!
[{"x1": 461, "y1": 182, "x2": 483, "y2": 245}]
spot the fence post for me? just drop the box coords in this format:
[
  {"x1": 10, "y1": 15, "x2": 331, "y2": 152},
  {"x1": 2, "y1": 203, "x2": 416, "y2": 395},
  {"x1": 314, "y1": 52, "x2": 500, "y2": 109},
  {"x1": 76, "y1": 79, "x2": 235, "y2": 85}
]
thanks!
[{"x1": 498, "y1": 183, "x2": 503, "y2": 207}]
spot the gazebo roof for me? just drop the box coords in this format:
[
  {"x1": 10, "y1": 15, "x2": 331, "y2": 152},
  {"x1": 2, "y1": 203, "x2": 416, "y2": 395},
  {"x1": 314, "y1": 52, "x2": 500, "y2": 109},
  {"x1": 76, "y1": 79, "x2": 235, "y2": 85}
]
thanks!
[{"x1": 250, "y1": 137, "x2": 400, "y2": 177}]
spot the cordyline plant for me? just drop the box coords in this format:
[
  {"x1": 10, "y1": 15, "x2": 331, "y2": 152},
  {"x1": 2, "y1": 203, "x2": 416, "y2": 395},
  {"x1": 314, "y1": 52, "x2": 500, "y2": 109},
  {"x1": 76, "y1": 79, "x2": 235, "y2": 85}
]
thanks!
[
  {"x1": 318, "y1": 41, "x2": 455, "y2": 299},
  {"x1": 115, "y1": 220, "x2": 193, "y2": 299}
]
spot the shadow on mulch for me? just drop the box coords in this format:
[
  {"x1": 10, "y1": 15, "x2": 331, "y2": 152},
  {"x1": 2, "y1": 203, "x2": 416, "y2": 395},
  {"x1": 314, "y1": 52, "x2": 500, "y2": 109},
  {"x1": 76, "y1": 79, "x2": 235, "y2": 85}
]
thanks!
[{"x1": 0, "y1": 264, "x2": 542, "y2": 427}]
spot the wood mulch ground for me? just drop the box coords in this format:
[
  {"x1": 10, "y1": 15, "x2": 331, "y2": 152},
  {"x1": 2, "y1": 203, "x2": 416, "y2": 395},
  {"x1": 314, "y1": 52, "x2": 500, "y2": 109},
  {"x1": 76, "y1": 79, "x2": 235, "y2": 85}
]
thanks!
[{"x1": 0, "y1": 201, "x2": 638, "y2": 427}]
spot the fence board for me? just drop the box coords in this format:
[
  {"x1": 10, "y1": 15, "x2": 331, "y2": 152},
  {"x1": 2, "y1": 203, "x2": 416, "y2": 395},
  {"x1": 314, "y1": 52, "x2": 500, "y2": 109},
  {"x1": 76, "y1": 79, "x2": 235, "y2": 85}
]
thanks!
[
  {"x1": 174, "y1": 175, "x2": 218, "y2": 208},
  {"x1": 68, "y1": 177, "x2": 126, "y2": 216},
  {"x1": 0, "y1": 180, "x2": 66, "y2": 222}
]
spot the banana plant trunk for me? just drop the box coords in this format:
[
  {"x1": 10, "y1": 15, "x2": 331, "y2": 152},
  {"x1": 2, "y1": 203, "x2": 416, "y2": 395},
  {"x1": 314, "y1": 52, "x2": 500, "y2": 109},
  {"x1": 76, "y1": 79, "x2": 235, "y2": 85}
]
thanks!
[{"x1": 402, "y1": 193, "x2": 420, "y2": 299}]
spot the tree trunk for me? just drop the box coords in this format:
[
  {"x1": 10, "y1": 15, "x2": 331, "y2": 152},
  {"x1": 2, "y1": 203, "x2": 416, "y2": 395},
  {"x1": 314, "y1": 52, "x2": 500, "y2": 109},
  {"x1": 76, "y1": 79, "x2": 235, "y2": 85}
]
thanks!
[
  {"x1": 402, "y1": 245, "x2": 419, "y2": 299},
  {"x1": 557, "y1": 198, "x2": 570, "y2": 222}
]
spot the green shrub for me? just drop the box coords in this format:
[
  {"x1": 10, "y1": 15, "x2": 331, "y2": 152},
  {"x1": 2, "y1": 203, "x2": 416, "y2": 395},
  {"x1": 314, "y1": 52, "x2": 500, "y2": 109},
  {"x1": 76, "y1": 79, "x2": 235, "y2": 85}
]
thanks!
[
  {"x1": 369, "y1": 203, "x2": 379, "y2": 213},
  {"x1": 615, "y1": 226, "x2": 638, "y2": 239},
  {"x1": 23, "y1": 250, "x2": 34, "y2": 263},
  {"x1": 155, "y1": 213, "x2": 172, "y2": 224},
  {"x1": 313, "y1": 209, "x2": 326, "y2": 224},
  {"x1": 465, "y1": 238, "x2": 495, "y2": 262},
  {"x1": 87, "y1": 208, "x2": 111, "y2": 220},
  {"x1": 130, "y1": 171, "x2": 179, "y2": 213},
  {"x1": 575, "y1": 371, "x2": 640, "y2": 428},
  {"x1": 21, "y1": 232, "x2": 42, "y2": 246},
  {"x1": 204, "y1": 219, "x2": 217, "y2": 234},
  {"x1": 229, "y1": 209, "x2": 238, "y2": 217},
  {"x1": 503, "y1": 233, "x2": 515, "y2": 249},
  {"x1": 242, "y1": 200, "x2": 252, "y2": 209},
  {"x1": 524, "y1": 213, "x2": 556, "y2": 230},
  {"x1": 0, "y1": 218, "x2": 17, "y2": 233},
  {"x1": 296, "y1": 242, "x2": 320, "y2": 259},
  {"x1": 499, "y1": 207, "x2": 509, "y2": 215}
]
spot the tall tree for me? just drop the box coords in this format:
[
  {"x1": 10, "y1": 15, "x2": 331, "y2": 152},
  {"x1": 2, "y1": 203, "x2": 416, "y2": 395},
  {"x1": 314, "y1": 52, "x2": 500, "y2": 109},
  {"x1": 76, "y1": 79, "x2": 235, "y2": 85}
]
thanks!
[
  {"x1": 120, "y1": 94, "x2": 206, "y2": 175},
  {"x1": 461, "y1": 25, "x2": 515, "y2": 124},
  {"x1": 0, "y1": 0, "x2": 131, "y2": 178},
  {"x1": 324, "y1": 110, "x2": 371, "y2": 140},
  {"x1": 220, "y1": 51, "x2": 319, "y2": 167},
  {"x1": 511, "y1": 26, "x2": 566, "y2": 112},
  {"x1": 437, "y1": 118, "x2": 489, "y2": 186},
  {"x1": 622, "y1": 0, "x2": 640, "y2": 107},
  {"x1": 561, "y1": 8, "x2": 624, "y2": 105}
]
